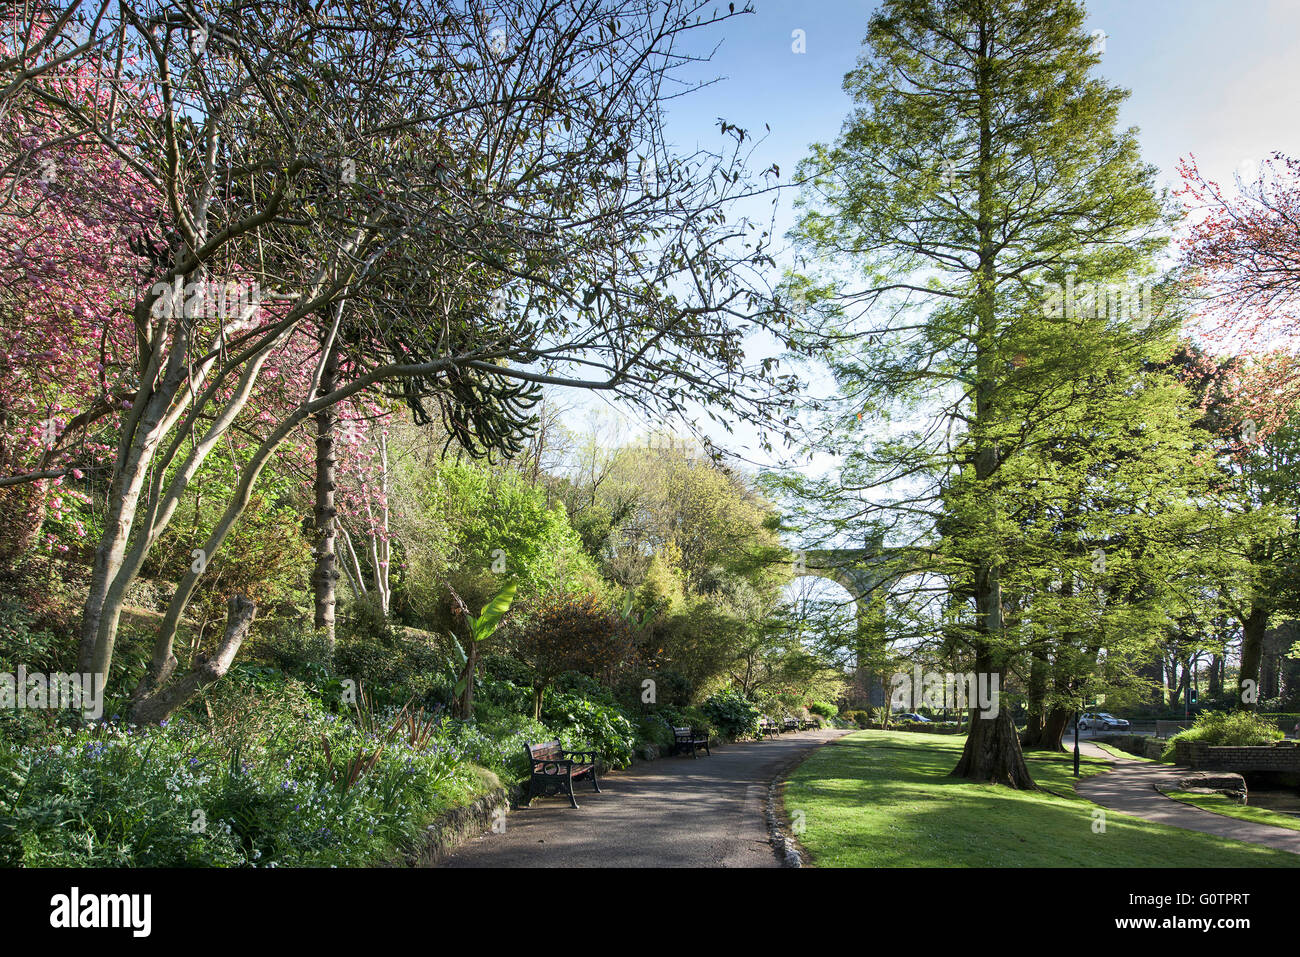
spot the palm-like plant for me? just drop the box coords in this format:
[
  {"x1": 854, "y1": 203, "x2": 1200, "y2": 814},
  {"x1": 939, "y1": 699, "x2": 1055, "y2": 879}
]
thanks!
[{"x1": 449, "y1": 581, "x2": 518, "y2": 719}]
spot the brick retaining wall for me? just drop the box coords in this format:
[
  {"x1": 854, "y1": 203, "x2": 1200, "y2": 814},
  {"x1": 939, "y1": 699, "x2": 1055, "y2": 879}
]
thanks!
[{"x1": 1174, "y1": 740, "x2": 1300, "y2": 772}]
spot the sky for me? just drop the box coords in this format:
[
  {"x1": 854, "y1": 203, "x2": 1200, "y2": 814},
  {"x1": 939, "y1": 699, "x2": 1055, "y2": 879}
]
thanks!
[
  {"x1": 567, "y1": 0, "x2": 1300, "y2": 476},
  {"x1": 665, "y1": 0, "x2": 1300, "y2": 237},
  {"x1": 575, "y1": 0, "x2": 1300, "y2": 457},
  {"x1": 557, "y1": 0, "x2": 1300, "y2": 608}
]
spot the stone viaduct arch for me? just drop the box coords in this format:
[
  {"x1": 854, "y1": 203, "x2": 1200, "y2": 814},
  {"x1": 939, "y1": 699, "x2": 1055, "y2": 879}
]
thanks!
[{"x1": 788, "y1": 537, "x2": 916, "y2": 708}]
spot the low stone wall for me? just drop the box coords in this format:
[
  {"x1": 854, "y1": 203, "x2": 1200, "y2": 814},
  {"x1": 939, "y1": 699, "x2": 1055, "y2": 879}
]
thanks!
[
  {"x1": 388, "y1": 785, "x2": 510, "y2": 867},
  {"x1": 1095, "y1": 733, "x2": 1165, "y2": 760},
  {"x1": 1174, "y1": 740, "x2": 1300, "y2": 773}
]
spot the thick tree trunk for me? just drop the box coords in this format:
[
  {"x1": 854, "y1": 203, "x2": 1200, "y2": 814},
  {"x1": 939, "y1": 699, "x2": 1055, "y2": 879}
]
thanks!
[
  {"x1": 129, "y1": 594, "x2": 256, "y2": 724},
  {"x1": 1025, "y1": 706, "x2": 1071, "y2": 753},
  {"x1": 312, "y1": 339, "x2": 340, "y2": 649},
  {"x1": 952, "y1": 699, "x2": 1037, "y2": 788},
  {"x1": 950, "y1": 17, "x2": 1034, "y2": 791},
  {"x1": 1208, "y1": 652, "x2": 1224, "y2": 697},
  {"x1": 1239, "y1": 603, "x2": 1269, "y2": 710}
]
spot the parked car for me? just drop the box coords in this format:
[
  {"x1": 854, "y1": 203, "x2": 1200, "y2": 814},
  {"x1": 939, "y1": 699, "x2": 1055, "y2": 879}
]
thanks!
[
  {"x1": 1079, "y1": 712, "x2": 1130, "y2": 731},
  {"x1": 895, "y1": 712, "x2": 932, "y2": 722}
]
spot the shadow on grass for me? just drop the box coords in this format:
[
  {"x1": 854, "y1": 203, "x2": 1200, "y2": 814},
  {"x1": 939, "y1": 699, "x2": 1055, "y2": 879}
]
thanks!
[{"x1": 785, "y1": 731, "x2": 1300, "y2": 868}]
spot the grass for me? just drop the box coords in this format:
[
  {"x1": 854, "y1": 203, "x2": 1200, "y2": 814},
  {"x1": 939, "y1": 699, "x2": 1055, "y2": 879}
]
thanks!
[
  {"x1": 783, "y1": 730, "x2": 1300, "y2": 867},
  {"x1": 1091, "y1": 740, "x2": 1162, "y2": 763},
  {"x1": 1163, "y1": 790, "x2": 1300, "y2": 833}
]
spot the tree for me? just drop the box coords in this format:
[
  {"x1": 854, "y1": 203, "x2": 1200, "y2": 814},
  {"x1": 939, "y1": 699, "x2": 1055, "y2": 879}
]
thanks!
[
  {"x1": 782, "y1": 0, "x2": 1181, "y2": 787},
  {"x1": 448, "y1": 580, "x2": 517, "y2": 720},
  {"x1": 0, "y1": 16, "x2": 158, "y2": 562},
  {"x1": 3, "y1": 1, "x2": 797, "y2": 720},
  {"x1": 1180, "y1": 153, "x2": 1300, "y2": 417},
  {"x1": 511, "y1": 593, "x2": 635, "y2": 720}
]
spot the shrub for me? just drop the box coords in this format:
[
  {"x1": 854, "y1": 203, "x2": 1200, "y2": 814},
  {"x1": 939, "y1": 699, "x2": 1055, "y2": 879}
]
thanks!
[
  {"x1": 0, "y1": 680, "x2": 475, "y2": 867},
  {"x1": 263, "y1": 627, "x2": 335, "y2": 683},
  {"x1": 0, "y1": 598, "x2": 66, "y2": 673},
  {"x1": 808, "y1": 701, "x2": 838, "y2": 719},
  {"x1": 701, "y1": 689, "x2": 760, "y2": 739},
  {"x1": 332, "y1": 627, "x2": 455, "y2": 708},
  {"x1": 541, "y1": 693, "x2": 637, "y2": 770},
  {"x1": 482, "y1": 653, "x2": 535, "y2": 687},
  {"x1": 510, "y1": 593, "x2": 637, "y2": 718},
  {"x1": 1162, "y1": 710, "x2": 1286, "y2": 760},
  {"x1": 444, "y1": 713, "x2": 553, "y2": 782},
  {"x1": 634, "y1": 714, "x2": 674, "y2": 752}
]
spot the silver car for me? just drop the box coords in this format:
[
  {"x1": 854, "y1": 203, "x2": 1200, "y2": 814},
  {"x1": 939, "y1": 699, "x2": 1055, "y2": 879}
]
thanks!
[{"x1": 1080, "y1": 712, "x2": 1130, "y2": 731}]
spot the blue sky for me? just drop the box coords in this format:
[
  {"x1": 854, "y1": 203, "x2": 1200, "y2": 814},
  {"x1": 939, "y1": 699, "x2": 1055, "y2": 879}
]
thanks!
[
  {"x1": 574, "y1": 0, "x2": 1300, "y2": 464},
  {"x1": 666, "y1": 0, "x2": 1300, "y2": 239}
]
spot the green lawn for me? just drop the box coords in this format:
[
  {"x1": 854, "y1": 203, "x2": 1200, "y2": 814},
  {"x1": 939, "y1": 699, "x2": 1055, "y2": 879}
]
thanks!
[
  {"x1": 1091, "y1": 740, "x2": 1162, "y2": 763},
  {"x1": 1164, "y1": 791, "x2": 1300, "y2": 833},
  {"x1": 783, "y1": 730, "x2": 1300, "y2": 867}
]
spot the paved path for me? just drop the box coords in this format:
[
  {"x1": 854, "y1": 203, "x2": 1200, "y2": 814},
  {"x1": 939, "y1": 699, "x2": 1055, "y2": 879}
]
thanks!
[
  {"x1": 441, "y1": 729, "x2": 850, "y2": 867},
  {"x1": 1071, "y1": 737, "x2": 1300, "y2": 854}
]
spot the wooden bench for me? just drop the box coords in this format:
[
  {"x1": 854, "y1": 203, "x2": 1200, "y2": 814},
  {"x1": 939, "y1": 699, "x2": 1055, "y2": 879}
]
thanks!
[
  {"x1": 758, "y1": 717, "x2": 780, "y2": 739},
  {"x1": 525, "y1": 739, "x2": 601, "y2": 809},
  {"x1": 782, "y1": 716, "x2": 800, "y2": 733},
  {"x1": 799, "y1": 718, "x2": 819, "y2": 731},
  {"x1": 670, "y1": 725, "x2": 710, "y2": 758}
]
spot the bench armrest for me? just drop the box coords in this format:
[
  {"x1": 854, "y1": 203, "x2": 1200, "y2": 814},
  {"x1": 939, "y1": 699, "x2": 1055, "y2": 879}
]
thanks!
[{"x1": 561, "y1": 749, "x2": 598, "y2": 764}]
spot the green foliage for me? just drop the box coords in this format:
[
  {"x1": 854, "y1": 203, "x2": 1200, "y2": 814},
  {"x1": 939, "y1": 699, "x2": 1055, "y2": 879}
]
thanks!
[
  {"x1": 398, "y1": 457, "x2": 599, "y2": 631},
  {"x1": 510, "y1": 593, "x2": 637, "y2": 713},
  {"x1": 0, "y1": 598, "x2": 64, "y2": 673},
  {"x1": 701, "y1": 688, "x2": 761, "y2": 739},
  {"x1": 634, "y1": 713, "x2": 675, "y2": 751},
  {"x1": 0, "y1": 679, "x2": 481, "y2": 866},
  {"x1": 332, "y1": 627, "x2": 455, "y2": 709},
  {"x1": 147, "y1": 453, "x2": 312, "y2": 646},
  {"x1": 442, "y1": 713, "x2": 554, "y2": 783},
  {"x1": 1163, "y1": 710, "x2": 1286, "y2": 759},
  {"x1": 808, "y1": 701, "x2": 839, "y2": 719},
  {"x1": 542, "y1": 693, "x2": 638, "y2": 770},
  {"x1": 452, "y1": 580, "x2": 518, "y2": 699}
]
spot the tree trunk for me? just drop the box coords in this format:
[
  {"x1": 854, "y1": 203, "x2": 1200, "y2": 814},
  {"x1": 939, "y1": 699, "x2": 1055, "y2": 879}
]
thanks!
[
  {"x1": 312, "y1": 338, "x2": 340, "y2": 650},
  {"x1": 533, "y1": 683, "x2": 545, "y2": 722},
  {"x1": 949, "y1": 16, "x2": 1034, "y2": 791},
  {"x1": 129, "y1": 594, "x2": 256, "y2": 724},
  {"x1": 1020, "y1": 647, "x2": 1048, "y2": 747},
  {"x1": 1239, "y1": 603, "x2": 1269, "y2": 710},
  {"x1": 1027, "y1": 706, "x2": 1072, "y2": 753},
  {"x1": 458, "y1": 638, "x2": 478, "y2": 719},
  {"x1": 952, "y1": 698, "x2": 1037, "y2": 788}
]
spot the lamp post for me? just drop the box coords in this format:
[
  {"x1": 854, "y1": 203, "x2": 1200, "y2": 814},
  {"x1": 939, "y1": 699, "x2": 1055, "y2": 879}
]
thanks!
[{"x1": 1073, "y1": 710, "x2": 1081, "y2": 777}]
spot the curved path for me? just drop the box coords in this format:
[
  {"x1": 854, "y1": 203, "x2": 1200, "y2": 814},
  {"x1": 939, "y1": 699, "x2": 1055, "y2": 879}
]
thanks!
[
  {"x1": 441, "y1": 729, "x2": 849, "y2": 867},
  {"x1": 1072, "y1": 737, "x2": 1300, "y2": 854}
]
